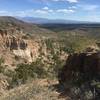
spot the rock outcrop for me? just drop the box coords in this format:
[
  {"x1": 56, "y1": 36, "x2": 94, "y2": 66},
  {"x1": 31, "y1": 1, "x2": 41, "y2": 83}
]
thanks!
[
  {"x1": 58, "y1": 48, "x2": 100, "y2": 99},
  {"x1": 0, "y1": 29, "x2": 67, "y2": 66},
  {"x1": 0, "y1": 29, "x2": 40, "y2": 64}
]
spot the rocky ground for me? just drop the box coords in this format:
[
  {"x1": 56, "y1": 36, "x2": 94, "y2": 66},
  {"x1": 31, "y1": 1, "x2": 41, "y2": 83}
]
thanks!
[{"x1": 0, "y1": 79, "x2": 71, "y2": 100}]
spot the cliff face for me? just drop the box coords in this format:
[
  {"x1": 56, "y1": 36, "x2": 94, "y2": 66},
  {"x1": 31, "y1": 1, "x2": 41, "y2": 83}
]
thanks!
[
  {"x1": 0, "y1": 29, "x2": 40, "y2": 65},
  {"x1": 0, "y1": 29, "x2": 68, "y2": 66},
  {"x1": 58, "y1": 48, "x2": 100, "y2": 99}
]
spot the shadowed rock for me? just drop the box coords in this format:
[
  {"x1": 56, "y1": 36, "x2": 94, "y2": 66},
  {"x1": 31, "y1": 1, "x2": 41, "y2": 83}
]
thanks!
[
  {"x1": 58, "y1": 48, "x2": 100, "y2": 99},
  {"x1": 59, "y1": 47, "x2": 100, "y2": 83}
]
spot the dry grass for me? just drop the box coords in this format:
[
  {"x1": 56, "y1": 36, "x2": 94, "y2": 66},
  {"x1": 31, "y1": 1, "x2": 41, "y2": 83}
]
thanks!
[{"x1": 0, "y1": 79, "x2": 69, "y2": 100}]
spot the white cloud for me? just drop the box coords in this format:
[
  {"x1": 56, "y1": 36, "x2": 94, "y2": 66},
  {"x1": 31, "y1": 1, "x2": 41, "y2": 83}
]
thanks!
[
  {"x1": 52, "y1": 0, "x2": 78, "y2": 3},
  {"x1": 35, "y1": 10, "x2": 48, "y2": 14},
  {"x1": 48, "y1": 9, "x2": 54, "y2": 13},
  {"x1": 67, "y1": 0, "x2": 78, "y2": 3},
  {"x1": 42, "y1": 6, "x2": 54, "y2": 13},
  {"x1": 78, "y1": 4, "x2": 99, "y2": 11},
  {"x1": 0, "y1": 11, "x2": 8, "y2": 13},
  {"x1": 57, "y1": 9, "x2": 75, "y2": 13},
  {"x1": 0, "y1": 6, "x2": 75, "y2": 17},
  {"x1": 43, "y1": 6, "x2": 49, "y2": 10},
  {"x1": 69, "y1": 6, "x2": 77, "y2": 9},
  {"x1": 0, "y1": 10, "x2": 13, "y2": 16},
  {"x1": 14, "y1": 7, "x2": 53, "y2": 16}
]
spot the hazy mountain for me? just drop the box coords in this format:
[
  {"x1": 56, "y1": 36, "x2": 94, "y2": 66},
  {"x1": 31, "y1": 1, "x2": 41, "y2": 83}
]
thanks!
[
  {"x1": 18, "y1": 17, "x2": 92, "y2": 24},
  {"x1": 0, "y1": 16, "x2": 55, "y2": 35},
  {"x1": 18, "y1": 17, "x2": 50, "y2": 24}
]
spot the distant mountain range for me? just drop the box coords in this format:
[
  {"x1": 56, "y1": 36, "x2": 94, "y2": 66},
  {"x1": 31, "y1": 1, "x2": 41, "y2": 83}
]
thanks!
[
  {"x1": 17, "y1": 17, "x2": 99, "y2": 24},
  {"x1": 16, "y1": 17, "x2": 100, "y2": 24},
  {"x1": 0, "y1": 16, "x2": 55, "y2": 35}
]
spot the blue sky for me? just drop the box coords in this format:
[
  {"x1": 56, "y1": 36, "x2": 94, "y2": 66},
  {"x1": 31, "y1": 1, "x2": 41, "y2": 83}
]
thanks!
[{"x1": 0, "y1": 0, "x2": 100, "y2": 21}]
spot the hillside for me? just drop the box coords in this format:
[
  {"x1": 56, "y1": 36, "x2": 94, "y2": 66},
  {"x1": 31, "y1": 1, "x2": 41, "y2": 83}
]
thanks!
[
  {"x1": 40, "y1": 23, "x2": 100, "y2": 39},
  {"x1": 0, "y1": 16, "x2": 99, "y2": 100},
  {"x1": 0, "y1": 16, "x2": 55, "y2": 36},
  {"x1": 0, "y1": 17, "x2": 97, "y2": 66}
]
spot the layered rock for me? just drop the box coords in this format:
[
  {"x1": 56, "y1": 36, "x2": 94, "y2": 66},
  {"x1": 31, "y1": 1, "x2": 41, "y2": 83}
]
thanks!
[
  {"x1": 0, "y1": 29, "x2": 40, "y2": 64},
  {"x1": 0, "y1": 29, "x2": 67, "y2": 66}
]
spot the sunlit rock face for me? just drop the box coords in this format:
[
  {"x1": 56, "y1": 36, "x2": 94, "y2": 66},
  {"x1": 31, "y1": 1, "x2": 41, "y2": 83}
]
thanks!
[
  {"x1": 58, "y1": 48, "x2": 100, "y2": 99},
  {"x1": 12, "y1": 40, "x2": 40, "y2": 62},
  {"x1": 0, "y1": 29, "x2": 68, "y2": 66},
  {"x1": 0, "y1": 29, "x2": 40, "y2": 63}
]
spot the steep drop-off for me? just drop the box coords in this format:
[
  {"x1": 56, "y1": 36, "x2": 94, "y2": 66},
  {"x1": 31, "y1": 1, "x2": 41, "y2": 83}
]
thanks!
[{"x1": 59, "y1": 48, "x2": 100, "y2": 99}]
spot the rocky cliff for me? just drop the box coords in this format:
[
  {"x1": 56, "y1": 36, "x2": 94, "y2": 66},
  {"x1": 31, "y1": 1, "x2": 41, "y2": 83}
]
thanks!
[
  {"x1": 0, "y1": 28, "x2": 68, "y2": 95},
  {"x1": 58, "y1": 48, "x2": 100, "y2": 99},
  {"x1": 0, "y1": 28, "x2": 67, "y2": 67},
  {"x1": 0, "y1": 28, "x2": 41, "y2": 65}
]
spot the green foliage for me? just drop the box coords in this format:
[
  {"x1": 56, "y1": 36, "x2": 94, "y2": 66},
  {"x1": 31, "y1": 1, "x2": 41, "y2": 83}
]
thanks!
[
  {"x1": 45, "y1": 39, "x2": 53, "y2": 50},
  {"x1": 11, "y1": 60, "x2": 48, "y2": 86},
  {"x1": 61, "y1": 46, "x2": 75, "y2": 54},
  {"x1": 59, "y1": 35, "x2": 96, "y2": 54},
  {"x1": 0, "y1": 57, "x2": 5, "y2": 73},
  {"x1": 0, "y1": 66, "x2": 5, "y2": 73},
  {"x1": 0, "y1": 57, "x2": 4, "y2": 66}
]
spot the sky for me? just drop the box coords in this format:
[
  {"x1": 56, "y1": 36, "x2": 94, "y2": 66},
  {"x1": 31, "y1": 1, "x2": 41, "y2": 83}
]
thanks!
[{"x1": 0, "y1": 0, "x2": 100, "y2": 22}]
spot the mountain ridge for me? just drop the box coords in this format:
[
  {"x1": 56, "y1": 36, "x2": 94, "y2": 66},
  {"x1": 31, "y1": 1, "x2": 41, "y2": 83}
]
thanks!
[{"x1": 17, "y1": 16, "x2": 100, "y2": 24}]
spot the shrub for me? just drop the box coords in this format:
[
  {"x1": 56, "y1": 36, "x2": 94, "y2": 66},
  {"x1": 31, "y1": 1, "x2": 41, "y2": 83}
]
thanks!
[
  {"x1": 0, "y1": 57, "x2": 4, "y2": 65},
  {"x1": 11, "y1": 60, "x2": 48, "y2": 86},
  {"x1": 0, "y1": 57, "x2": 5, "y2": 73}
]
